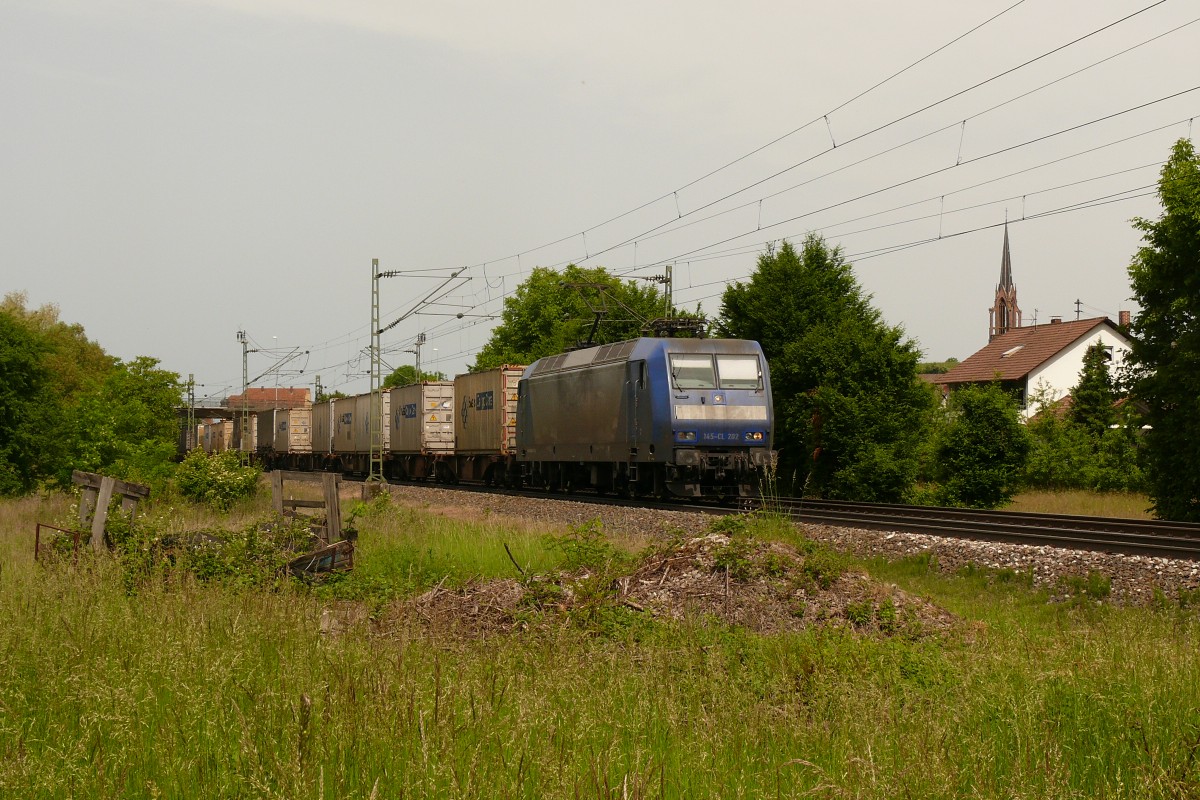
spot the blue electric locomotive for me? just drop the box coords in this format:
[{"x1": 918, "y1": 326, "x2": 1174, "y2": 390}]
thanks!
[{"x1": 516, "y1": 337, "x2": 775, "y2": 498}]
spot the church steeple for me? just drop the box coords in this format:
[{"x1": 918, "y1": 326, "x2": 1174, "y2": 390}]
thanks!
[{"x1": 989, "y1": 223, "x2": 1022, "y2": 340}]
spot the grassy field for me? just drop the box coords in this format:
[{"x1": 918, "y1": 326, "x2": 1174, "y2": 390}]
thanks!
[
  {"x1": 1004, "y1": 489, "x2": 1154, "y2": 519},
  {"x1": 1, "y1": 488, "x2": 1197, "y2": 798}
]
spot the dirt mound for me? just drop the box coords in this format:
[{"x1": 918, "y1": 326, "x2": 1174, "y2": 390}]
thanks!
[
  {"x1": 399, "y1": 578, "x2": 526, "y2": 637},
  {"x1": 382, "y1": 533, "x2": 955, "y2": 639},
  {"x1": 619, "y1": 533, "x2": 955, "y2": 636}
]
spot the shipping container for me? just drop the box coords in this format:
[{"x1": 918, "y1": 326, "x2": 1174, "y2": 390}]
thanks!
[
  {"x1": 256, "y1": 408, "x2": 313, "y2": 453},
  {"x1": 201, "y1": 420, "x2": 233, "y2": 453},
  {"x1": 332, "y1": 397, "x2": 356, "y2": 454},
  {"x1": 311, "y1": 400, "x2": 335, "y2": 455},
  {"x1": 454, "y1": 367, "x2": 524, "y2": 454},
  {"x1": 232, "y1": 413, "x2": 257, "y2": 453},
  {"x1": 350, "y1": 392, "x2": 391, "y2": 453},
  {"x1": 389, "y1": 382, "x2": 454, "y2": 454}
]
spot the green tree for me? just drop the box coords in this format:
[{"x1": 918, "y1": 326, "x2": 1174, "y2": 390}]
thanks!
[
  {"x1": 1069, "y1": 342, "x2": 1117, "y2": 435},
  {"x1": 1126, "y1": 138, "x2": 1200, "y2": 520},
  {"x1": 71, "y1": 356, "x2": 182, "y2": 487},
  {"x1": 1, "y1": 292, "x2": 116, "y2": 485},
  {"x1": 1, "y1": 292, "x2": 114, "y2": 399},
  {"x1": 0, "y1": 312, "x2": 51, "y2": 495},
  {"x1": 719, "y1": 235, "x2": 933, "y2": 501},
  {"x1": 917, "y1": 357, "x2": 959, "y2": 374},
  {"x1": 472, "y1": 264, "x2": 666, "y2": 371},
  {"x1": 934, "y1": 383, "x2": 1030, "y2": 508},
  {"x1": 382, "y1": 365, "x2": 447, "y2": 388},
  {"x1": 1023, "y1": 372, "x2": 1145, "y2": 494},
  {"x1": 0, "y1": 295, "x2": 181, "y2": 492}
]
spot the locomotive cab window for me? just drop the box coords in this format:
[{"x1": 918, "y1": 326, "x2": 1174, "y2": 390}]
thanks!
[
  {"x1": 669, "y1": 354, "x2": 716, "y2": 389},
  {"x1": 716, "y1": 355, "x2": 762, "y2": 390}
]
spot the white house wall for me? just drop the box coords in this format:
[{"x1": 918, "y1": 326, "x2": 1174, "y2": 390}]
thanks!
[{"x1": 1024, "y1": 327, "x2": 1130, "y2": 417}]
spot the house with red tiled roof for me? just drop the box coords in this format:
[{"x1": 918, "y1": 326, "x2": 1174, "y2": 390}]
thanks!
[
  {"x1": 938, "y1": 316, "x2": 1131, "y2": 416},
  {"x1": 932, "y1": 224, "x2": 1133, "y2": 415},
  {"x1": 225, "y1": 387, "x2": 311, "y2": 412}
]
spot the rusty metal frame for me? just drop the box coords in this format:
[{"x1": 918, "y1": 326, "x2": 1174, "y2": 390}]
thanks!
[{"x1": 34, "y1": 523, "x2": 86, "y2": 563}]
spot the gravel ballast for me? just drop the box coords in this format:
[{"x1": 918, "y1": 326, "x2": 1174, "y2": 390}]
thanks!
[{"x1": 385, "y1": 484, "x2": 1200, "y2": 607}]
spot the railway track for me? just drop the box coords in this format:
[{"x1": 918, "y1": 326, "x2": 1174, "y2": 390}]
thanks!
[
  {"x1": 758, "y1": 497, "x2": 1200, "y2": 561},
  {"x1": 374, "y1": 480, "x2": 1200, "y2": 561}
]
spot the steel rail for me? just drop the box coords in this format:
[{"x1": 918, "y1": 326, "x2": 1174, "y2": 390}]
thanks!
[
  {"x1": 370, "y1": 480, "x2": 1200, "y2": 561},
  {"x1": 776, "y1": 497, "x2": 1200, "y2": 537},
  {"x1": 762, "y1": 498, "x2": 1200, "y2": 560}
]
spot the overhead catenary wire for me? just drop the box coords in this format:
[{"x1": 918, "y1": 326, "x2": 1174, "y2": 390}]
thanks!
[
  {"x1": 213, "y1": 4, "x2": 1193, "y2": 392},
  {"x1": 674, "y1": 188, "x2": 1158, "y2": 310},
  {"x1": 615, "y1": 13, "x2": 1200, "y2": 252},
  {"x1": 527, "y1": 1, "x2": 1172, "y2": 274},
  {"x1": 301, "y1": 0, "x2": 1083, "y2": 357},
  {"x1": 619, "y1": 91, "x2": 1199, "y2": 273}
]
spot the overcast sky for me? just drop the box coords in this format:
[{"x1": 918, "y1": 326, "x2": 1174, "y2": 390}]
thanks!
[{"x1": 3, "y1": 0, "x2": 1197, "y2": 403}]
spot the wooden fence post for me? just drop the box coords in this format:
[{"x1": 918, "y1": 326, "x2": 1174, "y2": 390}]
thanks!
[
  {"x1": 89, "y1": 476, "x2": 115, "y2": 552},
  {"x1": 322, "y1": 473, "x2": 341, "y2": 546}
]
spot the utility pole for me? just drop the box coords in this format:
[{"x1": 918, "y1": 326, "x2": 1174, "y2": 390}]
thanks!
[
  {"x1": 1075, "y1": 298, "x2": 1083, "y2": 321},
  {"x1": 186, "y1": 373, "x2": 196, "y2": 451},
  {"x1": 314, "y1": 374, "x2": 323, "y2": 404},
  {"x1": 405, "y1": 332, "x2": 426, "y2": 383},
  {"x1": 664, "y1": 262, "x2": 673, "y2": 319},
  {"x1": 369, "y1": 259, "x2": 385, "y2": 484},
  {"x1": 369, "y1": 261, "x2": 461, "y2": 481},
  {"x1": 237, "y1": 330, "x2": 250, "y2": 465}
]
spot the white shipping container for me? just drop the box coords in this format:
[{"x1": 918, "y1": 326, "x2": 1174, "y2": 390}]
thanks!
[
  {"x1": 232, "y1": 413, "x2": 257, "y2": 453},
  {"x1": 201, "y1": 420, "x2": 233, "y2": 453},
  {"x1": 257, "y1": 408, "x2": 313, "y2": 453},
  {"x1": 389, "y1": 382, "x2": 454, "y2": 453}
]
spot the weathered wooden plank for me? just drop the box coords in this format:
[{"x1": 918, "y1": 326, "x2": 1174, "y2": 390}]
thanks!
[
  {"x1": 321, "y1": 472, "x2": 341, "y2": 546},
  {"x1": 78, "y1": 487, "x2": 98, "y2": 527},
  {"x1": 270, "y1": 470, "x2": 285, "y2": 515},
  {"x1": 284, "y1": 540, "x2": 354, "y2": 578},
  {"x1": 282, "y1": 499, "x2": 326, "y2": 509},
  {"x1": 275, "y1": 470, "x2": 329, "y2": 483},
  {"x1": 72, "y1": 469, "x2": 150, "y2": 499},
  {"x1": 120, "y1": 495, "x2": 139, "y2": 528},
  {"x1": 90, "y1": 477, "x2": 115, "y2": 552}
]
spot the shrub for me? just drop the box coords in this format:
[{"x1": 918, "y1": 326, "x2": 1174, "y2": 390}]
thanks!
[
  {"x1": 1059, "y1": 571, "x2": 1112, "y2": 602},
  {"x1": 712, "y1": 533, "x2": 757, "y2": 581},
  {"x1": 1024, "y1": 409, "x2": 1146, "y2": 493},
  {"x1": 800, "y1": 546, "x2": 848, "y2": 590},
  {"x1": 174, "y1": 449, "x2": 261, "y2": 510},
  {"x1": 932, "y1": 383, "x2": 1030, "y2": 508},
  {"x1": 543, "y1": 519, "x2": 629, "y2": 574},
  {"x1": 846, "y1": 600, "x2": 873, "y2": 627}
]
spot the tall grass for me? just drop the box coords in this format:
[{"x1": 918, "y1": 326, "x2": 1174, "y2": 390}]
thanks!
[
  {"x1": 318, "y1": 497, "x2": 562, "y2": 606},
  {"x1": 1, "y1": 493, "x2": 1197, "y2": 798}
]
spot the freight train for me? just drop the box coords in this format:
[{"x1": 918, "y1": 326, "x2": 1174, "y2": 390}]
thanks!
[{"x1": 205, "y1": 337, "x2": 776, "y2": 499}]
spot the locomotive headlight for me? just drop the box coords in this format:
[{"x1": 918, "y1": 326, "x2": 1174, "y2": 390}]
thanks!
[
  {"x1": 744, "y1": 431, "x2": 765, "y2": 441},
  {"x1": 675, "y1": 430, "x2": 697, "y2": 442}
]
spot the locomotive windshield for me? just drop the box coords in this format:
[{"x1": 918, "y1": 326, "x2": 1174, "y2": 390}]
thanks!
[
  {"x1": 670, "y1": 353, "x2": 763, "y2": 390},
  {"x1": 669, "y1": 354, "x2": 717, "y2": 389},
  {"x1": 716, "y1": 354, "x2": 762, "y2": 389}
]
